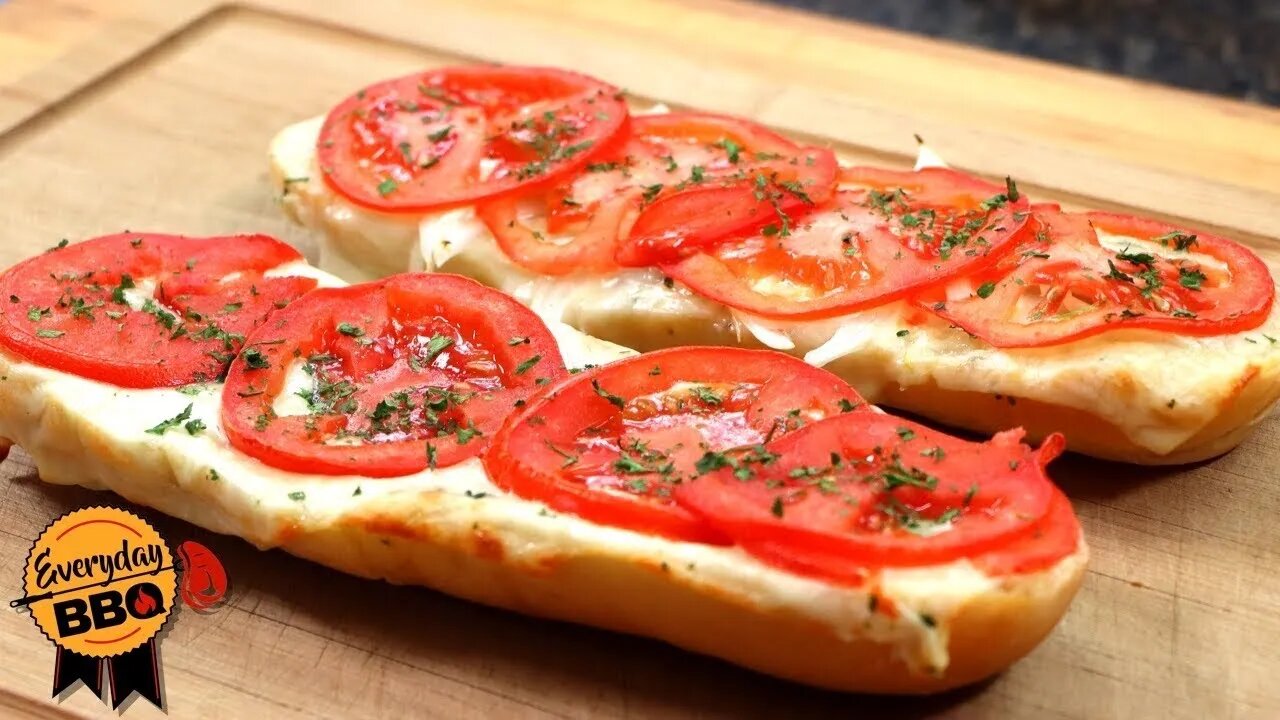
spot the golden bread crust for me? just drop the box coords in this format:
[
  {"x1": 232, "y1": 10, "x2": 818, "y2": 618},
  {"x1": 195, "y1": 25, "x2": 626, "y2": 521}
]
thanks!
[{"x1": 875, "y1": 367, "x2": 1278, "y2": 465}]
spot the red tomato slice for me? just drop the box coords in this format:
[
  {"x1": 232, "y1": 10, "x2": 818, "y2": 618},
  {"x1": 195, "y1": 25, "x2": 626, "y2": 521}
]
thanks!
[
  {"x1": 969, "y1": 489, "x2": 1080, "y2": 576},
  {"x1": 0, "y1": 233, "x2": 317, "y2": 388},
  {"x1": 483, "y1": 347, "x2": 866, "y2": 543},
  {"x1": 222, "y1": 273, "x2": 565, "y2": 477},
  {"x1": 477, "y1": 112, "x2": 829, "y2": 275},
  {"x1": 658, "y1": 167, "x2": 1031, "y2": 319},
  {"x1": 318, "y1": 66, "x2": 629, "y2": 213},
  {"x1": 921, "y1": 207, "x2": 1276, "y2": 347},
  {"x1": 615, "y1": 147, "x2": 839, "y2": 267},
  {"x1": 675, "y1": 413, "x2": 1073, "y2": 582}
]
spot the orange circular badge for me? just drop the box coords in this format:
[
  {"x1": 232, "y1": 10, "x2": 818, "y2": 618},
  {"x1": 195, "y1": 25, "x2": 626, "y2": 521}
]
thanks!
[{"x1": 23, "y1": 507, "x2": 176, "y2": 658}]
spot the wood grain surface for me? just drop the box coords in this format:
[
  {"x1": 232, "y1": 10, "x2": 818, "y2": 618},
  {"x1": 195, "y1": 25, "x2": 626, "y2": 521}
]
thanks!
[{"x1": 0, "y1": 1, "x2": 1278, "y2": 718}]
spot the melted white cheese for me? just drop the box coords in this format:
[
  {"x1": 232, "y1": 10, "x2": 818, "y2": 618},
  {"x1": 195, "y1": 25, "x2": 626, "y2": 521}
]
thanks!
[
  {"x1": 913, "y1": 139, "x2": 948, "y2": 171},
  {"x1": 272, "y1": 359, "x2": 315, "y2": 417},
  {"x1": 414, "y1": 205, "x2": 714, "y2": 323}
]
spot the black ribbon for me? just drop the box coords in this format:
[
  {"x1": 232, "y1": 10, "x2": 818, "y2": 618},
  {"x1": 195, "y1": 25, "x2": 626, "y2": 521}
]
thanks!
[
  {"x1": 51, "y1": 647, "x2": 101, "y2": 700},
  {"x1": 109, "y1": 639, "x2": 164, "y2": 710},
  {"x1": 52, "y1": 640, "x2": 164, "y2": 710}
]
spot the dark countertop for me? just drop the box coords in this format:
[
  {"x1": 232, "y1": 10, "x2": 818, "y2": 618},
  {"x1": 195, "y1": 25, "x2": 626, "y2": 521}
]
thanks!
[{"x1": 768, "y1": 0, "x2": 1280, "y2": 105}]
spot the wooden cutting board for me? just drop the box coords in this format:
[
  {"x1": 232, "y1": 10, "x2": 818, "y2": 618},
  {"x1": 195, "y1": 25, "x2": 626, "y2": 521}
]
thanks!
[{"x1": 1, "y1": 1, "x2": 1278, "y2": 718}]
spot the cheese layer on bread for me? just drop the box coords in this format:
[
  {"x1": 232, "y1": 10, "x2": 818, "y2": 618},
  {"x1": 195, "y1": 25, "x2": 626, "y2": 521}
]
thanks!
[
  {"x1": 0, "y1": 257, "x2": 1086, "y2": 682},
  {"x1": 270, "y1": 118, "x2": 1280, "y2": 463}
]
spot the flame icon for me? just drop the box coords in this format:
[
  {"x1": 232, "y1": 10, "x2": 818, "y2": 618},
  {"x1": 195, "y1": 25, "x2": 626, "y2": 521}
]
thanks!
[{"x1": 132, "y1": 586, "x2": 158, "y2": 616}]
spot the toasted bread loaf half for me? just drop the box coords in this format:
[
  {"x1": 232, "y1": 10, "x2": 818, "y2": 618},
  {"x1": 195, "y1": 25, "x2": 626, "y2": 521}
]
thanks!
[
  {"x1": 269, "y1": 118, "x2": 1280, "y2": 465},
  {"x1": 0, "y1": 295, "x2": 1086, "y2": 695}
]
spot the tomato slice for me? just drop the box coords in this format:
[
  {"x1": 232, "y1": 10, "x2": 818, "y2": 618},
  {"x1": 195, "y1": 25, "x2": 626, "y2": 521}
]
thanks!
[
  {"x1": 0, "y1": 233, "x2": 317, "y2": 388},
  {"x1": 477, "y1": 112, "x2": 829, "y2": 275},
  {"x1": 970, "y1": 490, "x2": 1080, "y2": 576},
  {"x1": 657, "y1": 167, "x2": 1031, "y2": 319},
  {"x1": 483, "y1": 347, "x2": 866, "y2": 543},
  {"x1": 921, "y1": 207, "x2": 1276, "y2": 347},
  {"x1": 318, "y1": 66, "x2": 629, "y2": 213},
  {"x1": 222, "y1": 273, "x2": 565, "y2": 477},
  {"x1": 615, "y1": 146, "x2": 839, "y2": 267},
  {"x1": 675, "y1": 414, "x2": 1072, "y2": 583}
]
